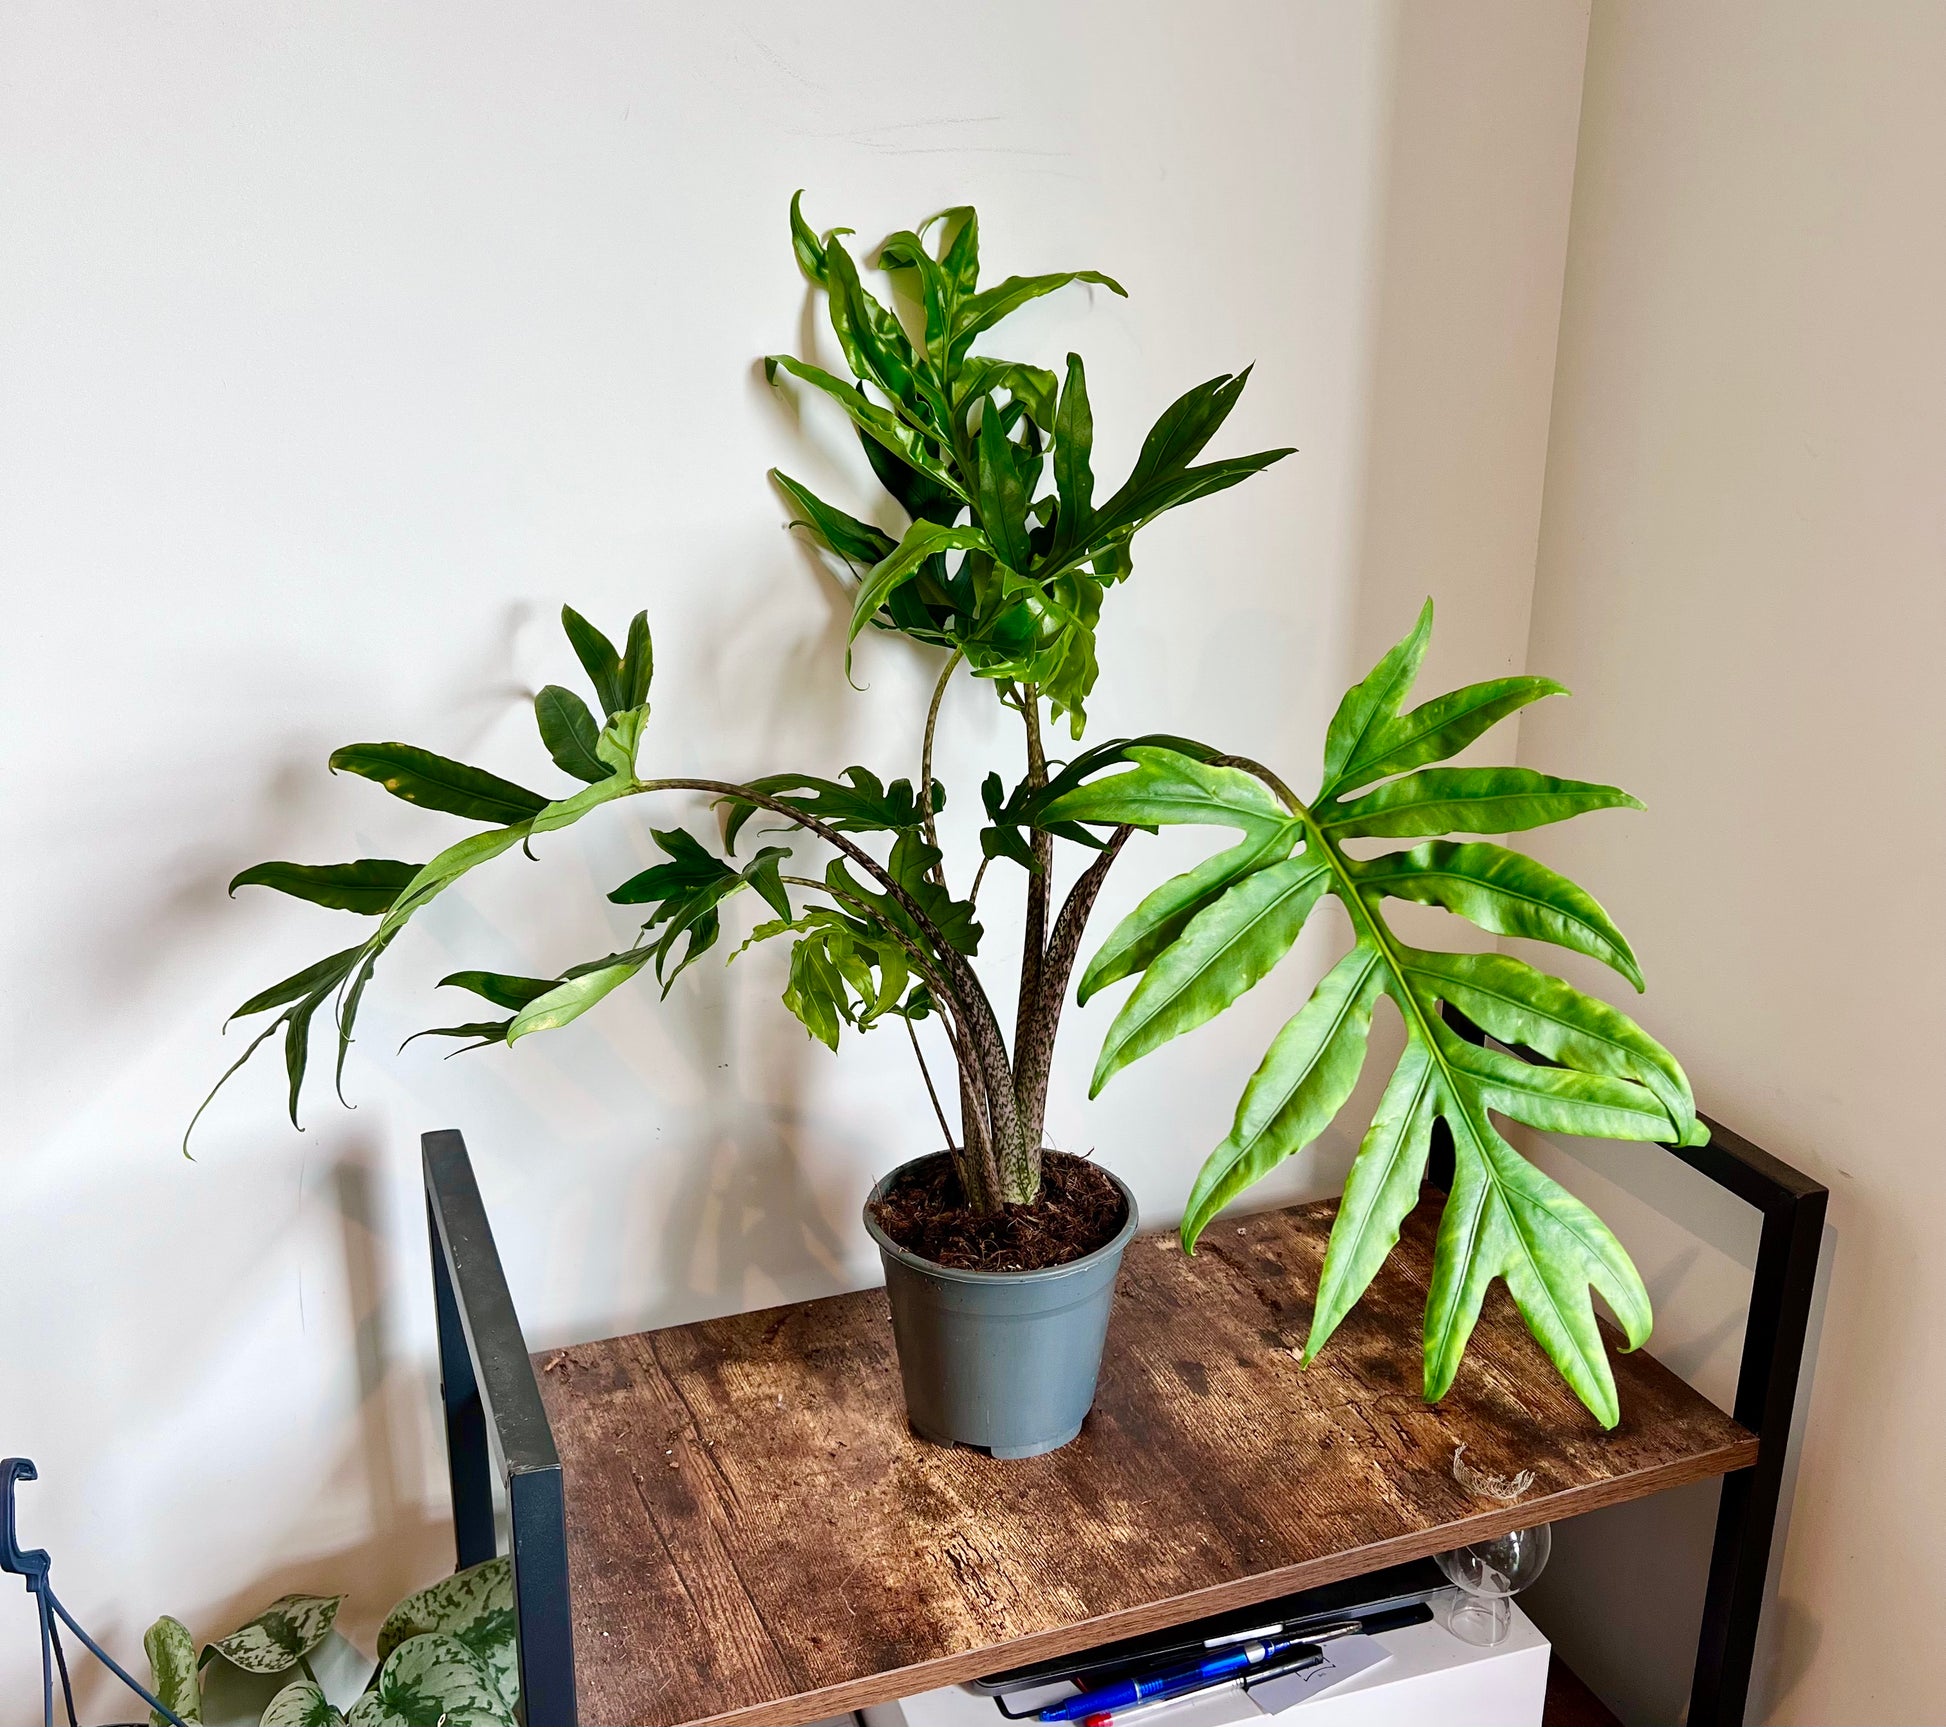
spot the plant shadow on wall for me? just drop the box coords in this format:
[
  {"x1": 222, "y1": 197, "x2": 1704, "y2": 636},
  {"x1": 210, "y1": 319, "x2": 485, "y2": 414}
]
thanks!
[{"x1": 189, "y1": 195, "x2": 1705, "y2": 1455}]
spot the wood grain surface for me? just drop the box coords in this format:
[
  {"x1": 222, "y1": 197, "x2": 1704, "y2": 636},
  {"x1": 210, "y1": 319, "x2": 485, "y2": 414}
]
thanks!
[{"x1": 536, "y1": 1189, "x2": 1754, "y2": 1727}]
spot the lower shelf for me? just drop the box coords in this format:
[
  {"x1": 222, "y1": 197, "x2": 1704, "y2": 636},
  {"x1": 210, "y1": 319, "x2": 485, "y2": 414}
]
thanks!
[{"x1": 864, "y1": 1603, "x2": 1552, "y2": 1726}]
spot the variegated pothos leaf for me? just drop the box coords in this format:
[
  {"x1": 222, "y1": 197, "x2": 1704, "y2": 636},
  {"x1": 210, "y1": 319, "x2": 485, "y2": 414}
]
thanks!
[
  {"x1": 375, "y1": 1557, "x2": 516, "y2": 1717},
  {"x1": 206, "y1": 1594, "x2": 344, "y2": 1676}
]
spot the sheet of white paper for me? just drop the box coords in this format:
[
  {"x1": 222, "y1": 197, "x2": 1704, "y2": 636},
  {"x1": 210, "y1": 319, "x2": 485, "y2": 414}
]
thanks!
[{"x1": 1249, "y1": 1636, "x2": 1391, "y2": 1713}]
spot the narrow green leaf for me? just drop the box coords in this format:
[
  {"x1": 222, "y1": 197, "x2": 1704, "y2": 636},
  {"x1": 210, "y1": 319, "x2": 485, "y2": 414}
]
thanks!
[
  {"x1": 1124, "y1": 369, "x2": 1251, "y2": 492},
  {"x1": 559, "y1": 605, "x2": 625, "y2": 717},
  {"x1": 849, "y1": 521, "x2": 989, "y2": 650},
  {"x1": 1051, "y1": 352, "x2": 1094, "y2": 553},
  {"x1": 1404, "y1": 947, "x2": 1692, "y2": 1135},
  {"x1": 1304, "y1": 1039, "x2": 1441, "y2": 1360},
  {"x1": 740, "y1": 845, "x2": 793, "y2": 921},
  {"x1": 1092, "y1": 854, "x2": 1330, "y2": 1093},
  {"x1": 1353, "y1": 840, "x2": 1643, "y2": 989},
  {"x1": 1078, "y1": 825, "x2": 1300, "y2": 1004},
  {"x1": 1180, "y1": 947, "x2": 1385, "y2": 1248},
  {"x1": 763, "y1": 354, "x2": 967, "y2": 502},
  {"x1": 329, "y1": 744, "x2": 547, "y2": 825},
  {"x1": 771, "y1": 469, "x2": 897, "y2": 568},
  {"x1": 144, "y1": 1616, "x2": 202, "y2": 1726},
  {"x1": 1084, "y1": 448, "x2": 1294, "y2": 550},
  {"x1": 400, "y1": 1020, "x2": 512, "y2": 1055},
  {"x1": 1321, "y1": 599, "x2": 1433, "y2": 792},
  {"x1": 1322, "y1": 766, "x2": 1643, "y2": 840},
  {"x1": 618, "y1": 612, "x2": 654, "y2": 713},
  {"x1": 507, "y1": 957, "x2": 647, "y2": 1043},
  {"x1": 950, "y1": 269, "x2": 1127, "y2": 362},
  {"x1": 228, "y1": 858, "x2": 420, "y2": 916},
  {"x1": 436, "y1": 971, "x2": 556, "y2": 1010},
  {"x1": 533, "y1": 685, "x2": 608, "y2": 784},
  {"x1": 976, "y1": 400, "x2": 1033, "y2": 570},
  {"x1": 1042, "y1": 745, "x2": 1296, "y2": 837},
  {"x1": 375, "y1": 824, "x2": 531, "y2": 943},
  {"x1": 787, "y1": 190, "x2": 829, "y2": 284},
  {"x1": 936, "y1": 204, "x2": 979, "y2": 297},
  {"x1": 229, "y1": 945, "x2": 366, "y2": 1021}
]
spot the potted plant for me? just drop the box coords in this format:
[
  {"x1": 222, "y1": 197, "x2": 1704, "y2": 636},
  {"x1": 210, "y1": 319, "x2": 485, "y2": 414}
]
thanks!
[{"x1": 192, "y1": 197, "x2": 1701, "y2": 1448}]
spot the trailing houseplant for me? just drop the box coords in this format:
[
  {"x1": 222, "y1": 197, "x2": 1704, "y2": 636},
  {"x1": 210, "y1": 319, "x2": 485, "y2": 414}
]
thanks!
[
  {"x1": 141, "y1": 1557, "x2": 515, "y2": 1727},
  {"x1": 191, "y1": 196, "x2": 1700, "y2": 1441}
]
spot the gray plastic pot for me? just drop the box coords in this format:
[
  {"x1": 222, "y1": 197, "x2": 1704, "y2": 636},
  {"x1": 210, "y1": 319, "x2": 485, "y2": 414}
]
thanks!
[{"x1": 862, "y1": 1156, "x2": 1139, "y2": 1459}]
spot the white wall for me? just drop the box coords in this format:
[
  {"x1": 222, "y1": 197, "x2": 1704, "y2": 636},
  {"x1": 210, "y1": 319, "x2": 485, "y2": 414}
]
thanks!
[
  {"x1": 1513, "y1": 4, "x2": 1946, "y2": 1722},
  {"x1": 0, "y1": 1, "x2": 1592, "y2": 1712}
]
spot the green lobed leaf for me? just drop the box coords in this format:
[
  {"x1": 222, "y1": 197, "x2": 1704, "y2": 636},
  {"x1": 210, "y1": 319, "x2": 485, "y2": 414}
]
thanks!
[
  {"x1": 1423, "y1": 1094, "x2": 1653, "y2": 1427},
  {"x1": 1320, "y1": 599, "x2": 1432, "y2": 791},
  {"x1": 328, "y1": 745, "x2": 547, "y2": 826},
  {"x1": 1352, "y1": 840, "x2": 1643, "y2": 989},
  {"x1": 144, "y1": 1616, "x2": 202, "y2": 1726},
  {"x1": 206, "y1": 1594, "x2": 344, "y2": 1677},
  {"x1": 720, "y1": 766, "x2": 935, "y2": 853},
  {"x1": 1321, "y1": 766, "x2": 1643, "y2": 841},
  {"x1": 1091, "y1": 853, "x2": 1331, "y2": 1094},
  {"x1": 534, "y1": 684, "x2": 608, "y2": 784},
  {"x1": 228, "y1": 859, "x2": 421, "y2": 916},
  {"x1": 1088, "y1": 601, "x2": 1702, "y2": 1426},
  {"x1": 1328, "y1": 675, "x2": 1566, "y2": 799},
  {"x1": 1077, "y1": 824, "x2": 1300, "y2": 1004},
  {"x1": 956, "y1": 358, "x2": 1058, "y2": 429},
  {"x1": 1180, "y1": 948, "x2": 1386, "y2": 1247},
  {"x1": 1403, "y1": 947, "x2": 1693, "y2": 1136},
  {"x1": 1303, "y1": 1038, "x2": 1441, "y2": 1361}
]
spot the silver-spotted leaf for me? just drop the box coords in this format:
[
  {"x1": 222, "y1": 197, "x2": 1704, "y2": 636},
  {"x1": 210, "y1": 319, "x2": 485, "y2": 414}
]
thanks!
[
  {"x1": 206, "y1": 1594, "x2": 343, "y2": 1676},
  {"x1": 143, "y1": 1615, "x2": 202, "y2": 1726}
]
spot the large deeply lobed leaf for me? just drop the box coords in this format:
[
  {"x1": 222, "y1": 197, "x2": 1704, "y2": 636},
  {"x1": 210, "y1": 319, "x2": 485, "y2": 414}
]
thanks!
[{"x1": 1055, "y1": 601, "x2": 1706, "y2": 1427}]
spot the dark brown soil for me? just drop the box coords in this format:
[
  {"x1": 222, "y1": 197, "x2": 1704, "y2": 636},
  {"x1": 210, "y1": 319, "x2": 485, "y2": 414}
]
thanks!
[{"x1": 868, "y1": 1150, "x2": 1127, "y2": 1272}]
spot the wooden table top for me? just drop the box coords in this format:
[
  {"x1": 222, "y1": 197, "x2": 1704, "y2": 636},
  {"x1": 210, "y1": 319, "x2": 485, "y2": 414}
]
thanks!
[{"x1": 535, "y1": 1190, "x2": 1755, "y2": 1727}]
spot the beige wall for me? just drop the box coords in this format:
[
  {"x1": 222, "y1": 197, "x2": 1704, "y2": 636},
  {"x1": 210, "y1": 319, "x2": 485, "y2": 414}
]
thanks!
[{"x1": 1515, "y1": 4, "x2": 1946, "y2": 1722}]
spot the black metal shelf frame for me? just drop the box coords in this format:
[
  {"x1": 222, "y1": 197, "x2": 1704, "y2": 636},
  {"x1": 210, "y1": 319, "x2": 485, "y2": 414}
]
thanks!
[{"x1": 423, "y1": 1069, "x2": 1825, "y2": 1727}]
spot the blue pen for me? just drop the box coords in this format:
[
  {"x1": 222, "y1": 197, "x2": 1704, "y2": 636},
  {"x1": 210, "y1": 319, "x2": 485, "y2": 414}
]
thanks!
[{"x1": 1034, "y1": 1638, "x2": 1305, "y2": 1723}]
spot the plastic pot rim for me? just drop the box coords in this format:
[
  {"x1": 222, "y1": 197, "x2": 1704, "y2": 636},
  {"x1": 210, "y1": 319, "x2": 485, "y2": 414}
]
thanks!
[{"x1": 862, "y1": 1152, "x2": 1141, "y2": 1288}]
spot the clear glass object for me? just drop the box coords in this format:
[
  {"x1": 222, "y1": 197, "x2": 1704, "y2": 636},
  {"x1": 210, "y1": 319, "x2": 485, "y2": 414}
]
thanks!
[{"x1": 1434, "y1": 1524, "x2": 1552, "y2": 1646}]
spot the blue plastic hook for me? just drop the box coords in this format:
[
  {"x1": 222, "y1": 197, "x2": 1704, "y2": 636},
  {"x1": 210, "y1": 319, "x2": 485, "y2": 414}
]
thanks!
[{"x1": 1, "y1": 1459, "x2": 51, "y2": 1586}]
